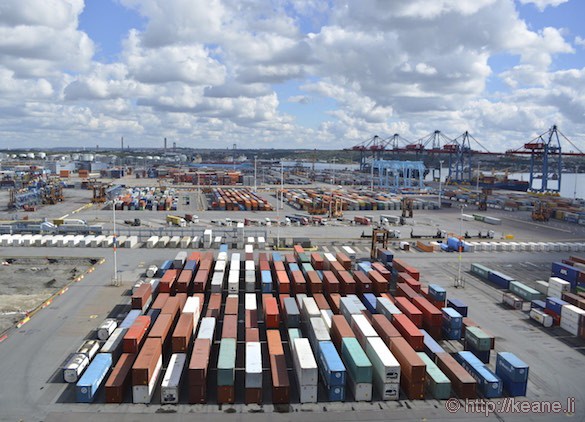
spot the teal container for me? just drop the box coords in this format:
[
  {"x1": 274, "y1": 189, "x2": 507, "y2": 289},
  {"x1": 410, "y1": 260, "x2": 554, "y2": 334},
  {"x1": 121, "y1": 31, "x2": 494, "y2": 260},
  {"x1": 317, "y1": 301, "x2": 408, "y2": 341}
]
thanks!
[
  {"x1": 509, "y1": 281, "x2": 543, "y2": 301},
  {"x1": 288, "y1": 328, "x2": 302, "y2": 344},
  {"x1": 217, "y1": 338, "x2": 237, "y2": 386},
  {"x1": 301, "y1": 262, "x2": 315, "y2": 274},
  {"x1": 470, "y1": 263, "x2": 491, "y2": 280},
  {"x1": 298, "y1": 253, "x2": 311, "y2": 264},
  {"x1": 465, "y1": 326, "x2": 492, "y2": 351},
  {"x1": 417, "y1": 352, "x2": 451, "y2": 399},
  {"x1": 341, "y1": 338, "x2": 373, "y2": 383}
]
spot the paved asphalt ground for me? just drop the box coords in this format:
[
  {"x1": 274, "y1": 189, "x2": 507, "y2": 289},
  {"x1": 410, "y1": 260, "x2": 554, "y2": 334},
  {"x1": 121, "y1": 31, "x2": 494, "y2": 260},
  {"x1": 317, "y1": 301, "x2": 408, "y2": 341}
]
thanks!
[{"x1": 0, "y1": 193, "x2": 585, "y2": 421}]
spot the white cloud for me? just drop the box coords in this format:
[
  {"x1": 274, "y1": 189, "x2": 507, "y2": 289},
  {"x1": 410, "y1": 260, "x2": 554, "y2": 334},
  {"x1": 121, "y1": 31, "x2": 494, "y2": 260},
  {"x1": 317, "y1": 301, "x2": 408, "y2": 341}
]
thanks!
[
  {"x1": 288, "y1": 95, "x2": 311, "y2": 104},
  {"x1": 517, "y1": 0, "x2": 569, "y2": 12},
  {"x1": 575, "y1": 36, "x2": 585, "y2": 48}
]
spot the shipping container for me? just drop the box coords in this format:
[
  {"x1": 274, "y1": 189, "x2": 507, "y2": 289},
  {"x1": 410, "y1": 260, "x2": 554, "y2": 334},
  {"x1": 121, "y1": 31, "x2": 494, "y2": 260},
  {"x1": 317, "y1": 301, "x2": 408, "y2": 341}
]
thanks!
[
  {"x1": 63, "y1": 353, "x2": 90, "y2": 383},
  {"x1": 105, "y1": 353, "x2": 135, "y2": 403},
  {"x1": 455, "y1": 351, "x2": 502, "y2": 398},
  {"x1": 341, "y1": 337, "x2": 373, "y2": 384},
  {"x1": 123, "y1": 316, "x2": 151, "y2": 354},
  {"x1": 245, "y1": 342, "x2": 262, "y2": 390},
  {"x1": 318, "y1": 341, "x2": 346, "y2": 387},
  {"x1": 395, "y1": 297, "x2": 423, "y2": 327},
  {"x1": 97, "y1": 319, "x2": 118, "y2": 341},
  {"x1": 364, "y1": 337, "x2": 400, "y2": 385},
  {"x1": 350, "y1": 314, "x2": 378, "y2": 348},
  {"x1": 417, "y1": 352, "x2": 451, "y2": 399},
  {"x1": 435, "y1": 352, "x2": 477, "y2": 399},
  {"x1": 376, "y1": 297, "x2": 402, "y2": 320},
  {"x1": 161, "y1": 353, "x2": 186, "y2": 404},
  {"x1": 388, "y1": 336, "x2": 426, "y2": 383},
  {"x1": 270, "y1": 354, "x2": 290, "y2": 404},
  {"x1": 217, "y1": 338, "x2": 237, "y2": 387},
  {"x1": 76, "y1": 353, "x2": 112, "y2": 403},
  {"x1": 292, "y1": 338, "x2": 319, "y2": 387},
  {"x1": 391, "y1": 314, "x2": 424, "y2": 351},
  {"x1": 446, "y1": 298, "x2": 468, "y2": 317}
]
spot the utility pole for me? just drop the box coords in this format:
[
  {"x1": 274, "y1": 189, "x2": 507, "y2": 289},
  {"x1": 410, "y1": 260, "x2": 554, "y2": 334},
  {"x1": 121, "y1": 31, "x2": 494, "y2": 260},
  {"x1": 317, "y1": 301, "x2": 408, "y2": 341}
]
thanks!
[{"x1": 439, "y1": 160, "x2": 444, "y2": 208}]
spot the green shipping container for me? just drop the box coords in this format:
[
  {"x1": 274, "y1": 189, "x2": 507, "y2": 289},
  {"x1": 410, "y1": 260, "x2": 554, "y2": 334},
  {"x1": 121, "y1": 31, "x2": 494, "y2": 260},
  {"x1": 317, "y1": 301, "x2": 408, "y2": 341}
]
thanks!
[
  {"x1": 288, "y1": 328, "x2": 302, "y2": 344},
  {"x1": 509, "y1": 281, "x2": 543, "y2": 302},
  {"x1": 298, "y1": 253, "x2": 311, "y2": 264},
  {"x1": 417, "y1": 352, "x2": 451, "y2": 399},
  {"x1": 470, "y1": 263, "x2": 491, "y2": 280},
  {"x1": 341, "y1": 338, "x2": 373, "y2": 383},
  {"x1": 217, "y1": 338, "x2": 236, "y2": 386},
  {"x1": 301, "y1": 262, "x2": 314, "y2": 273},
  {"x1": 465, "y1": 326, "x2": 492, "y2": 351}
]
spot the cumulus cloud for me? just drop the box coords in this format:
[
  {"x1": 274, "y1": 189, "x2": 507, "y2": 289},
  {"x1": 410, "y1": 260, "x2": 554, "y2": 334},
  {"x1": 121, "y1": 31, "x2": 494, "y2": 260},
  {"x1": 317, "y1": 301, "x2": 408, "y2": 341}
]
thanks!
[{"x1": 0, "y1": 0, "x2": 582, "y2": 151}]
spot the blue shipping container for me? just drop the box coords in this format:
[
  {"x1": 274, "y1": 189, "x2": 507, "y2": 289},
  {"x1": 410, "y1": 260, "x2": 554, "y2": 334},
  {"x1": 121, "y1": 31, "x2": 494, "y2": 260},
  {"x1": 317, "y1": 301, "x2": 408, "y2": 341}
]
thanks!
[
  {"x1": 442, "y1": 326, "x2": 462, "y2": 340},
  {"x1": 157, "y1": 260, "x2": 173, "y2": 276},
  {"x1": 219, "y1": 244, "x2": 228, "y2": 253},
  {"x1": 446, "y1": 298, "x2": 468, "y2": 317},
  {"x1": 184, "y1": 260, "x2": 197, "y2": 271},
  {"x1": 318, "y1": 341, "x2": 346, "y2": 387},
  {"x1": 324, "y1": 385, "x2": 346, "y2": 401},
  {"x1": 545, "y1": 297, "x2": 568, "y2": 315},
  {"x1": 76, "y1": 353, "x2": 112, "y2": 403},
  {"x1": 119, "y1": 309, "x2": 142, "y2": 329},
  {"x1": 551, "y1": 262, "x2": 583, "y2": 288},
  {"x1": 455, "y1": 352, "x2": 502, "y2": 399},
  {"x1": 465, "y1": 340, "x2": 490, "y2": 364},
  {"x1": 530, "y1": 300, "x2": 546, "y2": 310},
  {"x1": 487, "y1": 271, "x2": 514, "y2": 289},
  {"x1": 272, "y1": 252, "x2": 282, "y2": 262},
  {"x1": 357, "y1": 262, "x2": 372, "y2": 273},
  {"x1": 377, "y1": 249, "x2": 393, "y2": 265},
  {"x1": 420, "y1": 329, "x2": 444, "y2": 359},
  {"x1": 441, "y1": 307, "x2": 463, "y2": 328},
  {"x1": 501, "y1": 379, "x2": 527, "y2": 397},
  {"x1": 495, "y1": 352, "x2": 529, "y2": 383},
  {"x1": 146, "y1": 308, "x2": 161, "y2": 327},
  {"x1": 361, "y1": 293, "x2": 378, "y2": 314},
  {"x1": 288, "y1": 263, "x2": 300, "y2": 272},
  {"x1": 428, "y1": 284, "x2": 446, "y2": 302}
]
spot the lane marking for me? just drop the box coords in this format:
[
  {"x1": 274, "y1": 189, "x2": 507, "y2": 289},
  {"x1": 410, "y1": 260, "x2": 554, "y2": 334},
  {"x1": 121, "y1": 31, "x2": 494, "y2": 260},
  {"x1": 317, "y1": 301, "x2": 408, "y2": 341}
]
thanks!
[{"x1": 0, "y1": 334, "x2": 7, "y2": 343}]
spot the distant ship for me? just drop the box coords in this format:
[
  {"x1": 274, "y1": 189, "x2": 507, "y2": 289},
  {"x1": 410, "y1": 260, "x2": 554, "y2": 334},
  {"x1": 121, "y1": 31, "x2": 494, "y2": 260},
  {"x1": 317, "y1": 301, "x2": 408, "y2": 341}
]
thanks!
[{"x1": 473, "y1": 174, "x2": 529, "y2": 192}]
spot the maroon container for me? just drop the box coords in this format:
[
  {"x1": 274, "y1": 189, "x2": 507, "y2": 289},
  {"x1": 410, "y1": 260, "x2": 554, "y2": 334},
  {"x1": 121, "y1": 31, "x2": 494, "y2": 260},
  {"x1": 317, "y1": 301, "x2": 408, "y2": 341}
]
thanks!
[
  {"x1": 245, "y1": 388, "x2": 262, "y2": 405},
  {"x1": 323, "y1": 271, "x2": 340, "y2": 294},
  {"x1": 331, "y1": 315, "x2": 355, "y2": 351},
  {"x1": 306, "y1": 271, "x2": 323, "y2": 294},
  {"x1": 171, "y1": 313, "x2": 193, "y2": 353},
  {"x1": 338, "y1": 271, "x2": 356, "y2": 295},
  {"x1": 132, "y1": 337, "x2": 162, "y2": 386},
  {"x1": 371, "y1": 314, "x2": 401, "y2": 345},
  {"x1": 394, "y1": 297, "x2": 423, "y2": 328},
  {"x1": 105, "y1": 353, "x2": 136, "y2": 403},
  {"x1": 123, "y1": 316, "x2": 151, "y2": 354},
  {"x1": 270, "y1": 354, "x2": 290, "y2": 404},
  {"x1": 206, "y1": 293, "x2": 222, "y2": 318},
  {"x1": 189, "y1": 339, "x2": 211, "y2": 387},
  {"x1": 222, "y1": 314, "x2": 238, "y2": 339},
  {"x1": 131, "y1": 284, "x2": 152, "y2": 311},
  {"x1": 391, "y1": 314, "x2": 424, "y2": 351},
  {"x1": 312, "y1": 293, "x2": 330, "y2": 310},
  {"x1": 354, "y1": 271, "x2": 373, "y2": 294},
  {"x1": 435, "y1": 352, "x2": 477, "y2": 399},
  {"x1": 224, "y1": 295, "x2": 238, "y2": 315},
  {"x1": 217, "y1": 385, "x2": 235, "y2": 404},
  {"x1": 291, "y1": 270, "x2": 306, "y2": 294},
  {"x1": 388, "y1": 336, "x2": 425, "y2": 383},
  {"x1": 151, "y1": 292, "x2": 169, "y2": 310}
]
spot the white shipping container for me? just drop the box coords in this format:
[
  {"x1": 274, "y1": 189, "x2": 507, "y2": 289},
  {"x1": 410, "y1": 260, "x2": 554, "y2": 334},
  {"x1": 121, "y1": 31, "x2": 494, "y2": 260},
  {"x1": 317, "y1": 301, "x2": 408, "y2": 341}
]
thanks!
[
  {"x1": 100, "y1": 328, "x2": 127, "y2": 360},
  {"x1": 376, "y1": 297, "x2": 402, "y2": 320},
  {"x1": 351, "y1": 314, "x2": 378, "y2": 348},
  {"x1": 211, "y1": 271, "x2": 224, "y2": 293},
  {"x1": 245, "y1": 260, "x2": 255, "y2": 271},
  {"x1": 215, "y1": 260, "x2": 227, "y2": 272},
  {"x1": 560, "y1": 319, "x2": 580, "y2": 336},
  {"x1": 347, "y1": 373, "x2": 372, "y2": 402},
  {"x1": 342, "y1": 246, "x2": 356, "y2": 260},
  {"x1": 295, "y1": 294, "x2": 308, "y2": 313},
  {"x1": 161, "y1": 353, "x2": 186, "y2": 404},
  {"x1": 191, "y1": 236, "x2": 200, "y2": 248},
  {"x1": 197, "y1": 317, "x2": 216, "y2": 341},
  {"x1": 180, "y1": 236, "x2": 191, "y2": 249},
  {"x1": 245, "y1": 342, "x2": 263, "y2": 389},
  {"x1": 97, "y1": 319, "x2": 118, "y2": 341},
  {"x1": 301, "y1": 297, "x2": 321, "y2": 323},
  {"x1": 340, "y1": 297, "x2": 363, "y2": 323},
  {"x1": 534, "y1": 280, "x2": 549, "y2": 295},
  {"x1": 133, "y1": 355, "x2": 162, "y2": 403},
  {"x1": 292, "y1": 338, "x2": 318, "y2": 386},
  {"x1": 245, "y1": 293, "x2": 257, "y2": 311},
  {"x1": 230, "y1": 253, "x2": 241, "y2": 269},
  {"x1": 228, "y1": 271, "x2": 239, "y2": 293},
  {"x1": 321, "y1": 309, "x2": 333, "y2": 331},
  {"x1": 125, "y1": 236, "x2": 139, "y2": 248},
  {"x1": 561, "y1": 305, "x2": 585, "y2": 324},
  {"x1": 374, "y1": 380, "x2": 400, "y2": 401},
  {"x1": 308, "y1": 317, "x2": 331, "y2": 351},
  {"x1": 245, "y1": 271, "x2": 255, "y2": 292},
  {"x1": 157, "y1": 236, "x2": 170, "y2": 248},
  {"x1": 529, "y1": 309, "x2": 553, "y2": 328},
  {"x1": 63, "y1": 353, "x2": 90, "y2": 383},
  {"x1": 182, "y1": 297, "x2": 201, "y2": 333},
  {"x1": 365, "y1": 337, "x2": 401, "y2": 385},
  {"x1": 245, "y1": 244, "x2": 254, "y2": 254},
  {"x1": 77, "y1": 340, "x2": 100, "y2": 361},
  {"x1": 298, "y1": 384, "x2": 318, "y2": 403},
  {"x1": 169, "y1": 236, "x2": 181, "y2": 248}
]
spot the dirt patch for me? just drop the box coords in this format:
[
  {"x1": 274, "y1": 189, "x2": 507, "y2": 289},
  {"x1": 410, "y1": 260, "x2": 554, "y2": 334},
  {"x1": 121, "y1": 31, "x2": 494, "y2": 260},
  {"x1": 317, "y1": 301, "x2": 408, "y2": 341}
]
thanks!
[{"x1": 0, "y1": 257, "x2": 96, "y2": 333}]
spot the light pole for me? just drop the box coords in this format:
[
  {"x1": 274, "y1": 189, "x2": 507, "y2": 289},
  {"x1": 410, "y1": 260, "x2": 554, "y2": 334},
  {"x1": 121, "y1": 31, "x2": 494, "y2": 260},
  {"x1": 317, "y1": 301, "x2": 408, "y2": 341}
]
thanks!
[
  {"x1": 332, "y1": 157, "x2": 336, "y2": 186},
  {"x1": 370, "y1": 160, "x2": 374, "y2": 191},
  {"x1": 111, "y1": 197, "x2": 119, "y2": 286},
  {"x1": 280, "y1": 162, "x2": 284, "y2": 210},
  {"x1": 438, "y1": 160, "x2": 444, "y2": 208},
  {"x1": 456, "y1": 203, "x2": 467, "y2": 288},
  {"x1": 254, "y1": 155, "x2": 257, "y2": 192},
  {"x1": 476, "y1": 161, "x2": 480, "y2": 193}
]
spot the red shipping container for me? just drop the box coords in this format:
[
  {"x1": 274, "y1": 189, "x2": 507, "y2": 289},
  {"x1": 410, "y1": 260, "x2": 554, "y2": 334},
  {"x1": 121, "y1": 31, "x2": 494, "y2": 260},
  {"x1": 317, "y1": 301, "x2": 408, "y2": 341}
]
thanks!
[
  {"x1": 311, "y1": 253, "x2": 325, "y2": 271},
  {"x1": 284, "y1": 253, "x2": 296, "y2": 264},
  {"x1": 260, "y1": 261, "x2": 270, "y2": 272},
  {"x1": 306, "y1": 271, "x2": 323, "y2": 294},
  {"x1": 330, "y1": 261, "x2": 345, "y2": 277},
  {"x1": 371, "y1": 314, "x2": 401, "y2": 346},
  {"x1": 368, "y1": 270, "x2": 388, "y2": 294},
  {"x1": 397, "y1": 272, "x2": 422, "y2": 293},
  {"x1": 187, "y1": 252, "x2": 201, "y2": 262},
  {"x1": 264, "y1": 296, "x2": 280, "y2": 329},
  {"x1": 293, "y1": 244, "x2": 304, "y2": 257},
  {"x1": 177, "y1": 269, "x2": 193, "y2": 294},
  {"x1": 371, "y1": 262, "x2": 391, "y2": 281},
  {"x1": 394, "y1": 297, "x2": 423, "y2": 327},
  {"x1": 312, "y1": 293, "x2": 330, "y2": 311},
  {"x1": 222, "y1": 314, "x2": 238, "y2": 339},
  {"x1": 435, "y1": 352, "x2": 477, "y2": 399},
  {"x1": 123, "y1": 316, "x2": 151, "y2": 354},
  {"x1": 266, "y1": 330, "x2": 284, "y2": 356},
  {"x1": 131, "y1": 284, "x2": 152, "y2": 311},
  {"x1": 331, "y1": 315, "x2": 355, "y2": 351},
  {"x1": 354, "y1": 271, "x2": 373, "y2": 294},
  {"x1": 224, "y1": 295, "x2": 238, "y2": 315},
  {"x1": 335, "y1": 252, "x2": 352, "y2": 270},
  {"x1": 269, "y1": 354, "x2": 290, "y2": 404},
  {"x1": 323, "y1": 271, "x2": 340, "y2": 294},
  {"x1": 132, "y1": 337, "x2": 162, "y2": 385},
  {"x1": 291, "y1": 271, "x2": 306, "y2": 294},
  {"x1": 391, "y1": 314, "x2": 424, "y2": 351},
  {"x1": 338, "y1": 271, "x2": 356, "y2": 295},
  {"x1": 172, "y1": 313, "x2": 194, "y2": 353},
  {"x1": 218, "y1": 386, "x2": 235, "y2": 404},
  {"x1": 151, "y1": 292, "x2": 169, "y2": 310},
  {"x1": 412, "y1": 296, "x2": 442, "y2": 327},
  {"x1": 245, "y1": 388, "x2": 262, "y2": 405},
  {"x1": 396, "y1": 283, "x2": 421, "y2": 300},
  {"x1": 245, "y1": 253, "x2": 253, "y2": 261},
  {"x1": 206, "y1": 293, "x2": 222, "y2": 318},
  {"x1": 276, "y1": 271, "x2": 291, "y2": 294},
  {"x1": 189, "y1": 339, "x2": 211, "y2": 387},
  {"x1": 327, "y1": 293, "x2": 342, "y2": 314},
  {"x1": 199, "y1": 260, "x2": 213, "y2": 271},
  {"x1": 392, "y1": 259, "x2": 420, "y2": 281},
  {"x1": 105, "y1": 353, "x2": 136, "y2": 403},
  {"x1": 258, "y1": 252, "x2": 269, "y2": 262},
  {"x1": 246, "y1": 327, "x2": 260, "y2": 342},
  {"x1": 193, "y1": 269, "x2": 209, "y2": 292},
  {"x1": 388, "y1": 336, "x2": 426, "y2": 383},
  {"x1": 148, "y1": 313, "x2": 174, "y2": 351},
  {"x1": 176, "y1": 293, "x2": 188, "y2": 311},
  {"x1": 160, "y1": 269, "x2": 178, "y2": 294},
  {"x1": 245, "y1": 309, "x2": 258, "y2": 329},
  {"x1": 273, "y1": 261, "x2": 285, "y2": 273}
]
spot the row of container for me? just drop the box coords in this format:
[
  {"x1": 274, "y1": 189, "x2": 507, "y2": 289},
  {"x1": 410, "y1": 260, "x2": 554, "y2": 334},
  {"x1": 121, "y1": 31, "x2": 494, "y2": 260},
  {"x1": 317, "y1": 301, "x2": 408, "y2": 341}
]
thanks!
[
  {"x1": 209, "y1": 188, "x2": 273, "y2": 211},
  {"x1": 0, "y1": 233, "x2": 138, "y2": 248}
]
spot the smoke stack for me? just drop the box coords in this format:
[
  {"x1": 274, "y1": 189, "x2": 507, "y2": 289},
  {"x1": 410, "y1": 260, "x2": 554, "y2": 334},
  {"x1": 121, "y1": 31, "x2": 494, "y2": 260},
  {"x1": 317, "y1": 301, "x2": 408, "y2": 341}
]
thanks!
[
  {"x1": 121, "y1": 137, "x2": 124, "y2": 150},
  {"x1": 164, "y1": 137, "x2": 167, "y2": 153},
  {"x1": 173, "y1": 142, "x2": 176, "y2": 151}
]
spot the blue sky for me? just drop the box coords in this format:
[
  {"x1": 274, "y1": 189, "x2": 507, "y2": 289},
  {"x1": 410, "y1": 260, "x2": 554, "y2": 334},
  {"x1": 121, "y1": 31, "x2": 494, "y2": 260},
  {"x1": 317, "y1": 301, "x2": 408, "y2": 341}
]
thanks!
[{"x1": 0, "y1": 0, "x2": 584, "y2": 150}]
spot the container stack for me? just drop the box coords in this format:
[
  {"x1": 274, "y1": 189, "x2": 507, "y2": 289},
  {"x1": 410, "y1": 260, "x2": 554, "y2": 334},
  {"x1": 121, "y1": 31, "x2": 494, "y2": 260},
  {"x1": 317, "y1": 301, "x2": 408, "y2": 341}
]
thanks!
[
  {"x1": 161, "y1": 353, "x2": 187, "y2": 404},
  {"x1": 495, "y1": 352, "x2": 529, "y2": 397},
  {"x1": 547, "y1": 277, "x2": 571, "y2": 299},
  {"x1": 132, "y1": 338, "x2": 163, "y2": 403},
  {"x1": 291, "y1": 337, "x2": 319, "y2": 403},
  {"x1": 76, "y1": 353, "x2": 112, "y2": 403},
  {"x1": 364, "y1": 337, "x2": 400, "y2": 400},
  {"x1": 463, "y1": 326, "x2": 494, "y2": 364},
  {"x1": 267, "y1": 330, "x2": 290, "y2": 404},
  {"x1": 441, "y1": 307, "x2": 463, "y2": 340},
  {"x1": 318, "y1": 341, "x2": 347, "y2": 401},
  {"x1": 454, "y1": 351, "x2": 502, "y2": 398},
  {"x1": 560, "y1": 305, "x2": 585, "y2": 337},
  {"x1": 416, "y1": 352, "x2": 451, "y2": 399}
]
